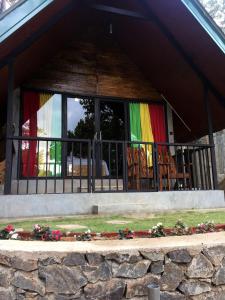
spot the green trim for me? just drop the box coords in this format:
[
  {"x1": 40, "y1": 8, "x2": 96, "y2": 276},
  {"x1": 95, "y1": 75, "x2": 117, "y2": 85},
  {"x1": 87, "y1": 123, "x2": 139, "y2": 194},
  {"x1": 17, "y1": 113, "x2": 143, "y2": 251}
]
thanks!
[
  {"x1": 181, "y1": 0, "x2": 225, "y2": 54},
  {"x1": 0, "y1": 0, "x2": 54, "y2": 43}
]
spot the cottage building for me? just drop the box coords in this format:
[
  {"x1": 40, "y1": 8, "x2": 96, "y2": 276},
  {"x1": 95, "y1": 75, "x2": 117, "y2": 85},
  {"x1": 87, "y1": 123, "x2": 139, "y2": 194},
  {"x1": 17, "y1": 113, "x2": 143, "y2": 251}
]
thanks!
[{"x1": 0, "y1": 0, "x2": 224, "y2": 217}]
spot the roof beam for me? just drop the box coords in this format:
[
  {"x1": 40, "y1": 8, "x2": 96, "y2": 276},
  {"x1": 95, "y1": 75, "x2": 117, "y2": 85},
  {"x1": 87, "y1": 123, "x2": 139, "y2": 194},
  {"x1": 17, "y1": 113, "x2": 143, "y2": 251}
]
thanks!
[{"x1": 91, "y1": 4, "x2": 147, "y2": 21}]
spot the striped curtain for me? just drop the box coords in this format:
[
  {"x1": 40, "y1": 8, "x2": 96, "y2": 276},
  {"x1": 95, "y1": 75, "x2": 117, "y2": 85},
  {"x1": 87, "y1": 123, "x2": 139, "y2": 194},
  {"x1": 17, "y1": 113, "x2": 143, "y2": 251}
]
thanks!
[
  {"x1": 129, "y1": 102, "x2": 167, "y2": 166},
  {"x1": 22, "y1": 92, "x2": 62, "y2": 177}
]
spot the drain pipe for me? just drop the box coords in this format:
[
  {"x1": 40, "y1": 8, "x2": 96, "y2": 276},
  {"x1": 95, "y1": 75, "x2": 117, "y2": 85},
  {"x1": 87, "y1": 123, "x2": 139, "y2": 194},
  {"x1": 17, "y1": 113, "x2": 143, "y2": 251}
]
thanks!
[{"x1": 148, "y1": 283, "x2": 160, "y2": 300}]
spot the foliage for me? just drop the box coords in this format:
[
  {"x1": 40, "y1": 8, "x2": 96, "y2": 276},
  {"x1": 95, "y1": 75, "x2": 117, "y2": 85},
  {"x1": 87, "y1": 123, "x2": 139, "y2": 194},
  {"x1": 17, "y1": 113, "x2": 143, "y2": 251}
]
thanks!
[
  {"x1": 173, "y1": 219, "x2": 190, "y2": 236},
  {"x1": 76, "y1": 229, "x2": 92, "y2": 241},
  {"x1": 199, "y1": 0, "x2": 225, "y2": 33},
  {"x1": 33, "y1": 224, "x2": 62, "y2": 241},
  {"x1": 118, "y1": 228, "x2": 134, "y2": 239},
  {"x1": 196, "y1": 220, "x2": 215, "y2": 233},
  {"x1": 150, "y1": 222, "x2": 166, "y2": 238},
  {"x1": 0, "y1": 224, "x2": 15, "y2": 239}
]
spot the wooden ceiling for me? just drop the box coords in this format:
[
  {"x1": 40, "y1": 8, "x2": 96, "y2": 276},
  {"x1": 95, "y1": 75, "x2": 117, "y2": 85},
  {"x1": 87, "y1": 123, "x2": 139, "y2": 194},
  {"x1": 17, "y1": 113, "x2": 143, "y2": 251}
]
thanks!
[{"x1": 0, "y1": 0, "x2": 224, "y2": 141}]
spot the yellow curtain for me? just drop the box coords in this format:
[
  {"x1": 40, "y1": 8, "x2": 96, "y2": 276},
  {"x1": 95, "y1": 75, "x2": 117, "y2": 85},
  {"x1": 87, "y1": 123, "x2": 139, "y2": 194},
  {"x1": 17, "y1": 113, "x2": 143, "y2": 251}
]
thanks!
[
  {"x1": 140, "y1": 103, "x2": 154, "y2": 166},
  {"x1": 39, "y1": 93, "x2": 52, "y2": 108}
]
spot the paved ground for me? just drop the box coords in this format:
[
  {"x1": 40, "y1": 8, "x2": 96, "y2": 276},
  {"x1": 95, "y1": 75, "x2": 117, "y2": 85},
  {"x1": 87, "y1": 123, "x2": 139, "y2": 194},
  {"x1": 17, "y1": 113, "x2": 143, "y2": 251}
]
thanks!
[
  {"x1": 0, "y1": 232, "x2": 225, "y2": 253},
  {"x1": 56, "y1": 224, "x2": 87, "y2": 229}
]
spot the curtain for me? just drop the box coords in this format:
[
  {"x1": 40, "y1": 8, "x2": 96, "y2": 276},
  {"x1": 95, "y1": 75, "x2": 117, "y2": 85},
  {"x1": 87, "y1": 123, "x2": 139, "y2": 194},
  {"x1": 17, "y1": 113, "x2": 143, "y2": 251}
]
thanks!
[
  {"x1": 22, "y1": 92, "x2": 62, "y2": 177},
  {"x1": 129, "y1": 103, "x2": 142, "y2": 146},
  {"x1": 149, "y1": 104, "x2": 167, "y2": 152},
  {"x1": 22, "y1": 91, "x2": 39, "y2": 177},
  {"x1": 140, "y1": 103, "x2": 154, "y2": 166}
]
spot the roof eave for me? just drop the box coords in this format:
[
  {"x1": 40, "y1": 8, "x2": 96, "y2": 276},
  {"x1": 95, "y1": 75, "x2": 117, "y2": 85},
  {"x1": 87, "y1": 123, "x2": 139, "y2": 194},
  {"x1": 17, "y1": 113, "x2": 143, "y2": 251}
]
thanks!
[{"x1": 181, "y1": 0, "x2": 225, "y2": 55}]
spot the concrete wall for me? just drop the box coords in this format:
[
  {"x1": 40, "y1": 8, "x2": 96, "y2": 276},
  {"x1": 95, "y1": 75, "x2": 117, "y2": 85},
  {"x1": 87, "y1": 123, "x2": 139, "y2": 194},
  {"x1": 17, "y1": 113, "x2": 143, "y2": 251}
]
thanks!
[{"x1": 0, "y1": 190, "x2": 224, "y2": 219}]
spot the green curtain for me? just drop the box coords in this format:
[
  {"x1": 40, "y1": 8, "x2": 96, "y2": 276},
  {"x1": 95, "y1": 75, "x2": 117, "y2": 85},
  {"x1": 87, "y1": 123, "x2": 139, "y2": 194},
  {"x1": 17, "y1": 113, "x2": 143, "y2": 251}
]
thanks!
[
  {"x1": 49, "y1": 95, "x2": 62, "y2": 176},
  {"x1": 129, "y1": 103, "x2": 142, "y2": 147}
]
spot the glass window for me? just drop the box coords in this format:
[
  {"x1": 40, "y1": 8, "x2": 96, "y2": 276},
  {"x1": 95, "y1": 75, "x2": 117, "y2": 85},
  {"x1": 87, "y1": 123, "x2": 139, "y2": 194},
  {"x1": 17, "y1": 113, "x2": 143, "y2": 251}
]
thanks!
[
  {"x1": 22, "y1": 91, "x2": 62, "y2": 177},
  {"x1": 67, "y1": 97, "x2": 94, "y2": 139}
]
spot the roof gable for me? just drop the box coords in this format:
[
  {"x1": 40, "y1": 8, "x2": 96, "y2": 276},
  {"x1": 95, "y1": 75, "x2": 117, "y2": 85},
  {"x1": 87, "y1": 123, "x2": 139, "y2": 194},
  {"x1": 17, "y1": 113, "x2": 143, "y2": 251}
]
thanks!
[
  {"x1": 182, "y1": 0, "x2": 225, "y2": 54},
  {"x1": 0, "y1": 0, "x2": 54, "y2": 43}
]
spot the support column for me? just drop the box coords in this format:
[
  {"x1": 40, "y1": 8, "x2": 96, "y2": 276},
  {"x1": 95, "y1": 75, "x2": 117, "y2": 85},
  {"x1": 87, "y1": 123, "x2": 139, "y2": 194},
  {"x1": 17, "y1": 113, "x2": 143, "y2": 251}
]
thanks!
[
  {"x1": 204, "y1": 85, "x2": 218, "y2": 189},
  {"x1": 4, "y1": 59, "x2": 14, "y2": 194}
]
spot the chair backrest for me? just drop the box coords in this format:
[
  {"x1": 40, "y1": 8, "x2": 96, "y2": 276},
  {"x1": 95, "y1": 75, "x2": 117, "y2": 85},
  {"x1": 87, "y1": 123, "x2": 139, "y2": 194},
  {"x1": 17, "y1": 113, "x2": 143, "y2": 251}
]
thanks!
[
  {"x1": 127, "y1": 147, "x2": 152, "y2": 178},
  {"x1": 158, "y1": 152, "x2": 177, "y2": 175}
]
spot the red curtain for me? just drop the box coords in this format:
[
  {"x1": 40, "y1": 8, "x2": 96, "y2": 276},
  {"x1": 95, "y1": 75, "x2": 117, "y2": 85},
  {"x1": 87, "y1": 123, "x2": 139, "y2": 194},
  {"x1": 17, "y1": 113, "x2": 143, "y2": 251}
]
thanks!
[
  {"x1": 22, "y1": 91, "x2": 39, "y2": 177},
  {"x1": 149, "y1": 104, "x2": 167, "y2": 151}
]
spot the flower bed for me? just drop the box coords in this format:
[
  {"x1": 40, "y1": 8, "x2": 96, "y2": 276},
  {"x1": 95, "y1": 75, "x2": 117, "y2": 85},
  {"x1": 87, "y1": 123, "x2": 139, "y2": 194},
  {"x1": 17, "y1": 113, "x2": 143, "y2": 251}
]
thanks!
[{"x1": 1, "y1": 220, "x2": 225, "y2": 242}]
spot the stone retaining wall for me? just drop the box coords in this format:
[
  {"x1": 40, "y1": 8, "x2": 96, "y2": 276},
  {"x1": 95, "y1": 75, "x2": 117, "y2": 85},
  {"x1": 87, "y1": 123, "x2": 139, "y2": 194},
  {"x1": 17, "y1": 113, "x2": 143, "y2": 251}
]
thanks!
[{"x1": 1, "y1": 245, "x2": 225, "y2": 299}]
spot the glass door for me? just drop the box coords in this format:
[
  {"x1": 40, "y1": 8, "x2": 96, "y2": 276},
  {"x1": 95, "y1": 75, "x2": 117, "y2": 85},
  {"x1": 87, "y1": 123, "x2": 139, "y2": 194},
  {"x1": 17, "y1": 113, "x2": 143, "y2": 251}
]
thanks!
[
  {"x1": 66, "y1": 97, "x2": 95, "y2": 177},
  {"x1": 96, "y1": 100, "x2": 126, "y2": 179},
  {"x1": 66, "y1": 97, "x2": 127, "y2": 179}
]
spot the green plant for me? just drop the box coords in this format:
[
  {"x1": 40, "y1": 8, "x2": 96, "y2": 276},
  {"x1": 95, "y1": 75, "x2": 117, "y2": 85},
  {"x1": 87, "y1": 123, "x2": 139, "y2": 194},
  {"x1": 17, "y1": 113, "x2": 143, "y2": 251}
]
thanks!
[
  {"x1": 118, "y1": 228, "x2": 134, "y2": 239},
  {"x1": 196, "y1": 221, "x2": 215, "y2": 233},
  {"x1": 76, "y1": 229, "x2": 92, "y2": 241},
  {"x1": 0, "y1": 224, "x2": 15, "y2": 239},
  {"x1": 173, "y1": 219, "x2": 190, "y2": 236},
  {"x1": 150, "y1": 223, "x2": 165, "y2": 238}
]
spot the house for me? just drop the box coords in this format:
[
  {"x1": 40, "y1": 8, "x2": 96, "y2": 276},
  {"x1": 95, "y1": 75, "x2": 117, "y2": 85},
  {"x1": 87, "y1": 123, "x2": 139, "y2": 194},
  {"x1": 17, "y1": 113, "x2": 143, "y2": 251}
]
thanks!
[{"x1": 0, "y1": 0, "x2": 224, "y2": 218}]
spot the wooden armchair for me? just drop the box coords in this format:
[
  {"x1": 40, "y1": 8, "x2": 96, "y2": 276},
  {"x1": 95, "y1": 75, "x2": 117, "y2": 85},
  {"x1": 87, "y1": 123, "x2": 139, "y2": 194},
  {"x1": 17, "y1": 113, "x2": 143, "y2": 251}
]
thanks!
[
  {"x1": 127, "y1": 147, "x2": 153, "y2": 190},
  {"x1": 158, "y1": 152, "x2": 191, "y2": 191},
  {"x1": 0, "y1": 160, "x2": 5, "y2": 185},
  {"x1": 127, "y1": 147, "x2": 191, "y2": 191}
]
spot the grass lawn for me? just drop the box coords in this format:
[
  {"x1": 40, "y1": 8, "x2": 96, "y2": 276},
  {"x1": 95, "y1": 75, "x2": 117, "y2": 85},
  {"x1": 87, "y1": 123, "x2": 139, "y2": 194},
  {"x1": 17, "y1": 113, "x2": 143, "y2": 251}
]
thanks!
[{"x1": 0, "y1": 210, "x2": 225, "y2": 233}]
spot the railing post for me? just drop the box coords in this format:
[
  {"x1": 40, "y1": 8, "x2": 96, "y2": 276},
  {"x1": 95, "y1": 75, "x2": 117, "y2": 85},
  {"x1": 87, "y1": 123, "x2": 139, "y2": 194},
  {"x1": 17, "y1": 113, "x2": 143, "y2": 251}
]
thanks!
[
  {"x1": 203, "y1": 84, "x2": 218, "y2": 189},
  {"x1": 92, "y1": 140, "x2": 95, "y2": 192},
  {"x1": 4, "y1": 59, "x2": 14, "y2": 195},
  {"x1": 153, "y1": 143, "x2": 159, "y2": 191},
  {"x1": 148, "y1": 283, "x2": 160, "y2": 300},
  {"x1": 88, "y1": 140, "x2": 91, "y2": 193},
  {"x1": 122, "y1": 141, "x2": 128, "y2": 192}
]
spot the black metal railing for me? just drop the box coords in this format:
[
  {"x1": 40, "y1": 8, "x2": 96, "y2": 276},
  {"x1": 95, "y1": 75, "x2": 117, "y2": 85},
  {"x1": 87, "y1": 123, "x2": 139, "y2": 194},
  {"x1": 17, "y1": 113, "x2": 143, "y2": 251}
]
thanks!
[
  {"x1": 6, "y1": 136, "x2": 215, "y2": 194},
  {"x1": 9, "y1": 136, "x2": 91, "y2": 194}
]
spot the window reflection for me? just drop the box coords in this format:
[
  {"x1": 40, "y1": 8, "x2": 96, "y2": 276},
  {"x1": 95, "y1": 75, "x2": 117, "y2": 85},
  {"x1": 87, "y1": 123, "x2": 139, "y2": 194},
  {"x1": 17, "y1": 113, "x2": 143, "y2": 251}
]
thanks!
[
  {"x1": 22, "y1": 92, "x2": 62, "y2": 177},
  {"x1": 67, "y1": 98, "x2": 94, "y2": 139}
]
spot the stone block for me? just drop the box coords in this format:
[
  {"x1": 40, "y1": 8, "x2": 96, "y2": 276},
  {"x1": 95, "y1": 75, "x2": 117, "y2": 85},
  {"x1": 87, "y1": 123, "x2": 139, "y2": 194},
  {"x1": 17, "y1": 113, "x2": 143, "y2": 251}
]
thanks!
[
  {"x1": 39, "y1": 265, "x2": 87, "y2": 294},
  {"x1": 178, "y1": 279, "x2": 211, "y2": 296},
  {"x1": 161, "y1": 262, "x2": 184, "y2": 291},
  {"x1": 167, "y1": 249, "x2": 192, "y2": 263},
  {"x1": 112, "y1": 260, "x2": 150, "y2": 279},
  {"x1": 84, "y1": 278, "x2": 125, "y2": 299},
  {"x1": 186, "y1": 254, "x2": 214, "y2": 279}
]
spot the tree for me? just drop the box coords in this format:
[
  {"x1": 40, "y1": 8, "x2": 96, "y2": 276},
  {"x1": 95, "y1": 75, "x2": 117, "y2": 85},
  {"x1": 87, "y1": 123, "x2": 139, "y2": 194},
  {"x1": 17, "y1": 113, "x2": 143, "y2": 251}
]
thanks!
[
  {"x1": 199, "y1": 0, "x2": 225, "y2": 33},
  {"x1": 0, "y1": 0, "x2": 19, "y2": 13}
]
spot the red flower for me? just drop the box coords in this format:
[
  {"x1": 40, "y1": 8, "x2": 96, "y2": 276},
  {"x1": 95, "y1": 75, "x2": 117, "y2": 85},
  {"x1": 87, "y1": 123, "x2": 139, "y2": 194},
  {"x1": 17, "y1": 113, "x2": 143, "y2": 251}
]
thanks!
[
  {"x1": 5, "y1": 224, "x2": 14, "y2": 233},
  {"x1": 52, "y1": 230, "x2": 62, "y2": 241}
]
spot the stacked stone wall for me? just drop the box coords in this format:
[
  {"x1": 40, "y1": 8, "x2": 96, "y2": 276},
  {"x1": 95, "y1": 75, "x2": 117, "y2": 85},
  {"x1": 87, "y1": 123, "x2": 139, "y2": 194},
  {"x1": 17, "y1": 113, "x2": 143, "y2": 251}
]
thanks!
[{"x1": 1, "y1": 245, "x2": 225, "y2": 299}]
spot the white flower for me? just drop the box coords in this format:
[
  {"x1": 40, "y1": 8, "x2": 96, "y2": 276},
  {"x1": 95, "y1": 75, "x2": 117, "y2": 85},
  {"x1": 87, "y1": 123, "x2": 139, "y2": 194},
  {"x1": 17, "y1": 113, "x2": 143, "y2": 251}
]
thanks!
[
  {"x1": 85, "y1": 229, "x2": 91, "y2": 234},
  {"x1": 10, "y1": 233, "x2": 19, "y2": 240}
]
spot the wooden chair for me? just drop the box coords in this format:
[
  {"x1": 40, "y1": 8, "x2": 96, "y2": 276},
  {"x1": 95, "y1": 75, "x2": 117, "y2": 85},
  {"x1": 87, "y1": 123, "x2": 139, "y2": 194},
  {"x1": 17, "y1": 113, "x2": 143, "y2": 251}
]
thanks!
[
  {"x1": 158, "y1": 152, "x2": 191, "y2": 191},
  {"x1": 0, "y1": 160, "x2": 5, "y2": 185},
  {"x1": 127, "y1": 147, "x2": 153, "y2": 190},
  {"x1": 127, "y1": 148, "x2": 191, "y2": 191}
]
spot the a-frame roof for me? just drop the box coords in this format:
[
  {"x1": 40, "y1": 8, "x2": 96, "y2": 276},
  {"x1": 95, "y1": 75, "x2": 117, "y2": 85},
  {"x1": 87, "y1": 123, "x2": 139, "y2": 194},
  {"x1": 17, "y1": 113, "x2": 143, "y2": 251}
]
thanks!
[{"x1": 0, "y1": 0, "x2": 225, "y2": 141}]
